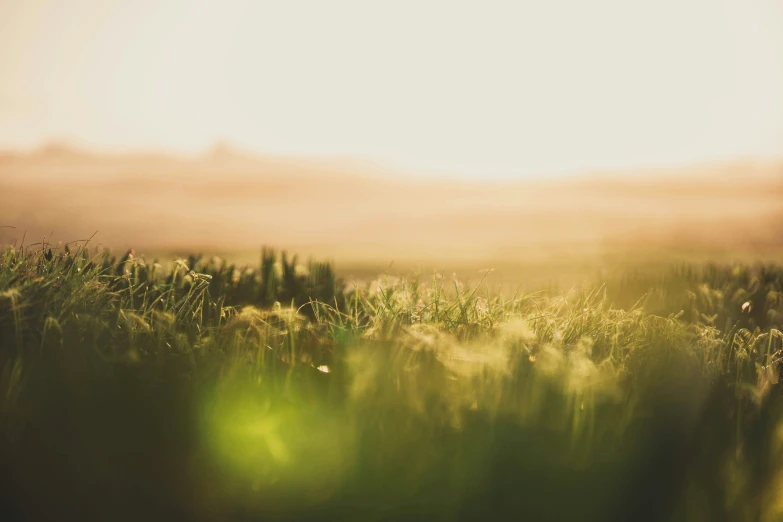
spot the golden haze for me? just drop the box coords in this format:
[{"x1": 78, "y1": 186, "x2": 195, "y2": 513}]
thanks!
[{"x1": 1, "y1": 144, "x2": 781, "y2": 286}]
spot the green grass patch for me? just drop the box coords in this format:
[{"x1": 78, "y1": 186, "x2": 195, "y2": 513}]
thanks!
[{"x1": 1, "y1": 243, "x2": 782, "y2": 521}]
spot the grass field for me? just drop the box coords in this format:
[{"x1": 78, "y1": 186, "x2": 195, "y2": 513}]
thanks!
[
  {"x1": 3, "y1": 2, "x2": 783, "y2": 519},
  {"x1": 1, "y1": 241, "x2": 783, "y2": 521}
]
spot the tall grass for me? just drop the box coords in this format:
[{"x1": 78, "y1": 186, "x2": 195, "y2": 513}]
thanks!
[{"x1": 1, "y1": 243, "x2": 782, "y2": 521}]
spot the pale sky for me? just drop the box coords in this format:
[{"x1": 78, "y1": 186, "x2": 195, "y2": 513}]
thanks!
[{"x1": 1, "y1": 0, "x2": 782, "y2": 179}]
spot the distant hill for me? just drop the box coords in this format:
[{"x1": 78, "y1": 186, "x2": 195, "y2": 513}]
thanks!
[{"x1": 1, "y1": 144, "x2": 781, "y2": 265}]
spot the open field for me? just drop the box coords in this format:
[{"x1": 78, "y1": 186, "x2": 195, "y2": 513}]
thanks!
[
  {"x1": 4, "y1": 0, "x2": 783, "y2": 518},
  {"x1": 3, "y1": 148, "x2": 783, "y2": 520},
  {"x1": 2, "y1": 241, "x2": 783, "y2": 521}
]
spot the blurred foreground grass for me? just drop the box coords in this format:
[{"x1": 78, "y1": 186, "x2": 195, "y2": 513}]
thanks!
[{"x1": 1, "y1": 243, "x2": 783, "y2": 521}]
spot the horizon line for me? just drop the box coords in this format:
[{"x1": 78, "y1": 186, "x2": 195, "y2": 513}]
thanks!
[{"x1": 1, "y1": 137, "x2": 781, "y2": 182}]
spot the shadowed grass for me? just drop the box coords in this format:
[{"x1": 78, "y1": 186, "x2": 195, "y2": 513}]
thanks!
[{"x1": 0, "y1": 244, "x2": 782, "y2": 521}]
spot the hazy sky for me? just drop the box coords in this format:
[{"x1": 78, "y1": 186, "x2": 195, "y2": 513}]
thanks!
[{"x1": 1, "y1": 0, "x2": 782, "y2": 178}]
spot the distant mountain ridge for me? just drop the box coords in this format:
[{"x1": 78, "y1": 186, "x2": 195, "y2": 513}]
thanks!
[
  {"x1": 1, "y1": 142, "x2": 781, "y2": 263},
  {"x1": 2, "y1": 140, "x2": 781, "y2": 182}
]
